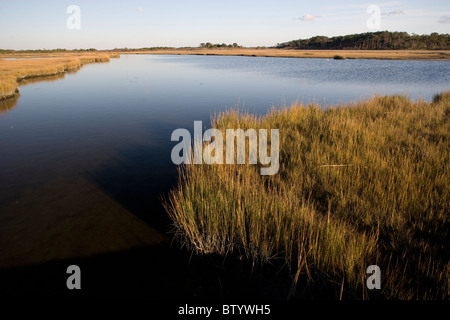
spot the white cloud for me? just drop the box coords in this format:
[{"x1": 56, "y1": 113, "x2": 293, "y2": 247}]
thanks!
[
  {"x1": 299, "y1": 14, "x2": 315, "y2": 22},
  {"x1": 381, "y1": 9, "x2": 405, "y2": 16},
  {"x1": 437, "y1": 16, "x2": 450, "y2": 23}
]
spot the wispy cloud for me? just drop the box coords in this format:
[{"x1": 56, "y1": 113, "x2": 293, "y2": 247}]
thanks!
[
  {"x1": 299, "y1": 14, "x2": 315, "y2": 22},
  {"x1": 381, "y1": 9, "x2": 405, "y2": 16},
  {"x1": 137, "y1": 7, "x2": 144, "y2": 13},
  {"x1": 437, "y1": 16, "x2": 450, "y2": 23}
]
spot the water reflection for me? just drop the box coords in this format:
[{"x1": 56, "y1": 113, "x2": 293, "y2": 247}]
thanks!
[
  {"x1": 18, "y1": 71, "x2": 69, "y2": 86},
  {"x1": 0, "y1": 72, "x2": 71, "y2": 115},
  {"x1": 0, "y1": 94, "x2": 19, "y2": 115}
]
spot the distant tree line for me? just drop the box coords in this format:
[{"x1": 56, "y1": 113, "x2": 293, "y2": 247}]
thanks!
[
  {"x1": 0, "y1": 48, "x2": 97, "y2": 54},
  {"x1": 199, "y1": 42, "x2": 242, "y2": 48},
  {"x1": 277, "y1": 31, "x2": 450, "y2": 50},
  {"x1": 111, "y1": 47, "x2": 175, "y2": 51}
]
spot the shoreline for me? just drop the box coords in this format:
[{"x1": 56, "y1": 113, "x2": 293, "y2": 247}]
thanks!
[
  {"x1": 0, "y1": 53, "x2": 119, "y2": 101},
  {"x1": 115, "y1": 48, "x2": 450, "y2": 61}
]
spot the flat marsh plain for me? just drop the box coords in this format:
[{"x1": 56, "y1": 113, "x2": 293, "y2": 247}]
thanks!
[{"x1": 119, "y1": 47, "x2": 450, "y2": 60}]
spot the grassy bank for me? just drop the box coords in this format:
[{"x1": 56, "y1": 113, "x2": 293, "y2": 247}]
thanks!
[
  {"x1": 120, "y1": 48, "x2": 450, "y2": 61},
  {"x1": 165, "y1": 92, "x2": 450, "y2": 299},
  {"x1": 0, "y1": 52, "x2": 119, "y2": 100}
]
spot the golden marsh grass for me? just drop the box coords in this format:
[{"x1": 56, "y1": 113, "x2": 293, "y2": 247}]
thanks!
[
  {"x1": 165, "y1": 92, "x2": 450, "y2": 299},
  {"x1": 121, "y1": 48, "x2": 450, "y2": 61}
]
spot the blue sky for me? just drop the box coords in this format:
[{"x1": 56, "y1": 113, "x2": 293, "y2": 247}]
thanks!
[{"x1": 1, "y1": 0, "x2": 449, "y2": 49}]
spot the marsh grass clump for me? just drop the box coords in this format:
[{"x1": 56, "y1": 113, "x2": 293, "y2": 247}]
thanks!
[
  {"x1": 0, "y1": 75, "x2": 19, "y2": 99},
  {"x1": 165, "y1": 92, "x2": 450, "y2": 299},
  {"x1": 333, "y1": 54, "x2": 346, "y2": 60}
]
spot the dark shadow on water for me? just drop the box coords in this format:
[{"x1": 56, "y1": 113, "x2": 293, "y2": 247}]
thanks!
[
  {"x1": 85, "y1": 143, "x2": 178, "y2": 235},
  {"x1": 0, "y1": 244, "x2": 216, "y2": 299},
  {"x1": 0, "y1": 141, "x2": 292, "y2": 299},
  {"x1": 0, "y1": 242, "x2": 293, "y2": 299}
]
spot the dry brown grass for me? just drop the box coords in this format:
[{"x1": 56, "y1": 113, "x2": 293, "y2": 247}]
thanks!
[
  {"x1": 120, "y1": 48, "x2": 450, "y2": 61},
  {"x1": 0, "y1": 52, "x2": 119, "y2": 100}
]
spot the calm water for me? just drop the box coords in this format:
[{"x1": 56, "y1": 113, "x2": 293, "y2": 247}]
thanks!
[{"x1": 0, "y1": 54, "x2": 449, "y2": 296}]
